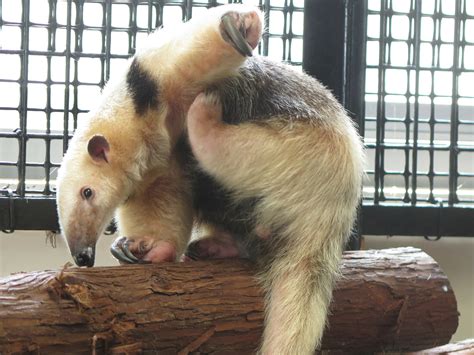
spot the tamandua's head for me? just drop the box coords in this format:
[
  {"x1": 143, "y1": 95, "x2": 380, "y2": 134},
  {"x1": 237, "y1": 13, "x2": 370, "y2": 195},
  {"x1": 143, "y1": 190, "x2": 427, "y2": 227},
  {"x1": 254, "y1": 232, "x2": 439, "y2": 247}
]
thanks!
[
  {"x1": 57, "y1": 135, "x2": 113, "y2": 267},
  {"x1": 56, "y1": 118, "x2": 154, "y2": 267}
]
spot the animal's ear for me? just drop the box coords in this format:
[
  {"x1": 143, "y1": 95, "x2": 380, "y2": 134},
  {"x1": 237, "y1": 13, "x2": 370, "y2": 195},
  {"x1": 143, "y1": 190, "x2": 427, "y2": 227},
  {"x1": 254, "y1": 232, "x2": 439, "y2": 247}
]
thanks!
[{"x1": 87, "y1": 135, "x2": 110, "y2": 163}]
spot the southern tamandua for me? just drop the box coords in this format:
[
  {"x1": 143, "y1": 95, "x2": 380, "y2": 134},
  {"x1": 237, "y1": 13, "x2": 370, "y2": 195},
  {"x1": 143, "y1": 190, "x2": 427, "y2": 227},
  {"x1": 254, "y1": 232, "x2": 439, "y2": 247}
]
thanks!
[{"x1": 56, "y1": 5, "x2": 364, "y2": 354}]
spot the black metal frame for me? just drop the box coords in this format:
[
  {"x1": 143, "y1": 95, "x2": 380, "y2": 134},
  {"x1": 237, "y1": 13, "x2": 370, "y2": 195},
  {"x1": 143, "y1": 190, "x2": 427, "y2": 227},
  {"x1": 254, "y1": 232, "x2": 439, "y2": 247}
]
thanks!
[{"x1": 1, "y1": 0, "x2": 473, "y2": 237}]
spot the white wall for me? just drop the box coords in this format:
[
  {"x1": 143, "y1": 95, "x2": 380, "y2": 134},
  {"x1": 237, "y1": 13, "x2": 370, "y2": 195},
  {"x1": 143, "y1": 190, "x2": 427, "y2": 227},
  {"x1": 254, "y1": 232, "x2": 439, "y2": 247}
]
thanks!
[
  {"x1": 0, "y1": 231, "x2": 119, "y2": 274},
  {"x1": 1, "y1": 231, "x2": 472, "y2": 342}
]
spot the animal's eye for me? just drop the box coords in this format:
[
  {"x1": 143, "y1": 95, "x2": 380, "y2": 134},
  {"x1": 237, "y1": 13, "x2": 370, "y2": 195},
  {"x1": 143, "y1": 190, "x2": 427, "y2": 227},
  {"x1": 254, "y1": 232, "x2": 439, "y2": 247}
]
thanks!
[{"x1": 81, "y1": 187, "x2": 94, "y2": 200}]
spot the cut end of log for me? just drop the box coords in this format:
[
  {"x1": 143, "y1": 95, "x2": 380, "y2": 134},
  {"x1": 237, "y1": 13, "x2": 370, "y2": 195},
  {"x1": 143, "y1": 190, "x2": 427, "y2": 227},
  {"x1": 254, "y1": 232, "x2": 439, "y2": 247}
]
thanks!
[{"x1": 326, "y1": 247, "x2": 459, "y2": 352}]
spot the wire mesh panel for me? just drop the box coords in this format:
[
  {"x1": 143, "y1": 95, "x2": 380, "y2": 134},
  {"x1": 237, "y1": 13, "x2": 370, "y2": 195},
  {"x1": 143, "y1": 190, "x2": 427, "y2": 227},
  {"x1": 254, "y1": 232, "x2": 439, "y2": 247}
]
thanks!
[
  {"x1": 364, "y1": 0, "x2": 474, "y2": 208},
  {"x1": 0, "y1": 0, "x2": 304, "y2": 204}
]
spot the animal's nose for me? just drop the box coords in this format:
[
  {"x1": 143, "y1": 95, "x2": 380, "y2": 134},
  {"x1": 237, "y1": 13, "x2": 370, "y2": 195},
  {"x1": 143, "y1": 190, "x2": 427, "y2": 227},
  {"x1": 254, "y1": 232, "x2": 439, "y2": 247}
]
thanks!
[{"x1": 73, "y1": 247, "x2": 95, "y2": 267}]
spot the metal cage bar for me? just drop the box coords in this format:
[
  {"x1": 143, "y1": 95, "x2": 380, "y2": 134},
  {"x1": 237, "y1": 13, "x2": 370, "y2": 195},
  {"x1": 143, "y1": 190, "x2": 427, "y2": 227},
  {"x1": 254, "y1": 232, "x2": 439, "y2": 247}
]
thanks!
[
  {"x1": 448, "y1": 0, "x2": 462, "y2": 206},
  {"x1": 410, "y1": 0, "x2": 422, "y2": 205}
]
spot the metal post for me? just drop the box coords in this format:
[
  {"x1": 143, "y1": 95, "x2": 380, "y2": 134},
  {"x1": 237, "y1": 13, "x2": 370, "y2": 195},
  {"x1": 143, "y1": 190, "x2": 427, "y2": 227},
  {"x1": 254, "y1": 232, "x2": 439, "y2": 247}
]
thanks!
[{"x1": 303, "y1": 0, "x2": 367, "y2": 249}]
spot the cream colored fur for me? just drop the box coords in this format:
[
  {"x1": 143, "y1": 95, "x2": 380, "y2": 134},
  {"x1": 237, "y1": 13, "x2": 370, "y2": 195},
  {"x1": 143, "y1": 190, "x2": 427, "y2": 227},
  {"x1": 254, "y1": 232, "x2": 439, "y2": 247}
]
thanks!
[
  {"x1": 57, "y1": 5, "x2": 364, "y2": 354},
  {"x1": 57, "y1": 5, "x2": 260, "y2": 258},
  {"x1": 187, "y1": 92, "x2": 364, "y2": 354}
]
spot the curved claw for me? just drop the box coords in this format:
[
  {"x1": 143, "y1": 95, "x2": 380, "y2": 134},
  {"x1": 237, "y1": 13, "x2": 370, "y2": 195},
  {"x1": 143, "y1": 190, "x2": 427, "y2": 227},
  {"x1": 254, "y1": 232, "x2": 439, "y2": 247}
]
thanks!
[
  {"x1": 221, "y1": 14, "x2": 253, "y2": 57},
  {"x1": 110, "y1": 236, "x2": 140, "y2": 264},
  {"x1": 122, "y1": 239, "x2": 141, "y2": 262}
]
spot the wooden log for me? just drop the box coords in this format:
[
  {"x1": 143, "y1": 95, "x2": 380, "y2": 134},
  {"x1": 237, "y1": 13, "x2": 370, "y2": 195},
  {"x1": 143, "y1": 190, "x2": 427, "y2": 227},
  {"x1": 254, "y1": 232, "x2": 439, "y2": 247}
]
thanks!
[{"x1": 0, "y1": 247, "x2": 458, "y2": 354}]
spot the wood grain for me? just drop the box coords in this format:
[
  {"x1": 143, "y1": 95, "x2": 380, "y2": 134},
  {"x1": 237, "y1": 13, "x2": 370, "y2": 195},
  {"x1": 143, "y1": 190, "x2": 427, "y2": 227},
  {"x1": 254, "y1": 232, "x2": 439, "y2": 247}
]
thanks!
[{"x1": 0, "y1": 247, "x2": 458, "y2": 354}]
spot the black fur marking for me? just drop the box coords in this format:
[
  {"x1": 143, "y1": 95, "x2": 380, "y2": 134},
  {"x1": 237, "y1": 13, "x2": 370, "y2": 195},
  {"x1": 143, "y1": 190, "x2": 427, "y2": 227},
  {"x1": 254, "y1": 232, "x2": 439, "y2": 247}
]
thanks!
[
  {"x1": 206, "y1": 56, "x2": 343, "y2": 125},
  {"x1": 127, "y1": 58, "x2": 159, "y2": 115}
]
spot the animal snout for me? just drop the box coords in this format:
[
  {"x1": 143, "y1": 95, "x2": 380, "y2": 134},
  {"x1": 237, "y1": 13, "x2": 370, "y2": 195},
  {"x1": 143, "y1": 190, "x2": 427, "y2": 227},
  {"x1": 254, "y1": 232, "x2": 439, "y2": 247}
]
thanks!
[{"x1": 73, "y1": 246, "x2": 95, "y2": 267}]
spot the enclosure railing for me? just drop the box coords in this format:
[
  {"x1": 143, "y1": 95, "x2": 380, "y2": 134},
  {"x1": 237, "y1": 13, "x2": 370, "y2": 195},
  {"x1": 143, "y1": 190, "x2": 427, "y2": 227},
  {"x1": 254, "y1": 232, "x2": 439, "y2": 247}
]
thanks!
[
  {"x1": 1, "y1": 0, "x2": 473, "y2": 237},
  {"x1": 305, "y1": 0, "x2": 473, "y2": 238}
]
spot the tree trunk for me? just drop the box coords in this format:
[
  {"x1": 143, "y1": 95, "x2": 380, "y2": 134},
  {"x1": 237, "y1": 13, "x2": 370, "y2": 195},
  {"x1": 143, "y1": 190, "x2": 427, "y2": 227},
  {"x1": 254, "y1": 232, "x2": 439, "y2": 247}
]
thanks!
[{"x1": 0, "y1": 247, "x2": 458, "y2": 354}]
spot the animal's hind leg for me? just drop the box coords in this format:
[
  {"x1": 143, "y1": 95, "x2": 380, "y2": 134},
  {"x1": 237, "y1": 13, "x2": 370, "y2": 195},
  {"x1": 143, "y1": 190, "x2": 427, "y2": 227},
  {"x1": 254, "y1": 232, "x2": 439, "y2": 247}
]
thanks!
[
  {"x1": 184, "y1": 224, "x2": 243, "y2": 261},
  {"x1": 186, "y1": 92, "x2": 355, "y2": 354},
  {"x1": 186, "y1": 92, "x2": 349, "y2": 198},
  {"x1": 186, "y1": 92, "x2": 301, "y2": 196}
]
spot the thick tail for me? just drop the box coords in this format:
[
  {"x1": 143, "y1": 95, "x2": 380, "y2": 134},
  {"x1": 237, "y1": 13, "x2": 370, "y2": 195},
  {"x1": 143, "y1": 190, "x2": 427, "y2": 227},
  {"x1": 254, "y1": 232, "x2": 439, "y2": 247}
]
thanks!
[{"x1": 256, "y1": 215, "x2": 348, "y2": 354}]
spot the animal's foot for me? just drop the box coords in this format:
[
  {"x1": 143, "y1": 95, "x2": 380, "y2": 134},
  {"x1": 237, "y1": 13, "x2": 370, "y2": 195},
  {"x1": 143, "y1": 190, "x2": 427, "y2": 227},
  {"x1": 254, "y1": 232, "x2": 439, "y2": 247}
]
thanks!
[
  {"x1": 184, "y1": 234, "x2": 242, "y2": 261},
  {"x1": 110, "y1": 236, "x2": 176, "y2": 264},
  {"x1": 220, "y1": 8, "x2": 262, "y2": 56}
]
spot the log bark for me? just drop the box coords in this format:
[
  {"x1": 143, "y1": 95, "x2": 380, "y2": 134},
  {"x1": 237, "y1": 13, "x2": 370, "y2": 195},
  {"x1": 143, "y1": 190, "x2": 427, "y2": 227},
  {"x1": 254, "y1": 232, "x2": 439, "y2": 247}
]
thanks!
[{"x1": 0, "y1": 247, "x2": 458, "y2": 354}]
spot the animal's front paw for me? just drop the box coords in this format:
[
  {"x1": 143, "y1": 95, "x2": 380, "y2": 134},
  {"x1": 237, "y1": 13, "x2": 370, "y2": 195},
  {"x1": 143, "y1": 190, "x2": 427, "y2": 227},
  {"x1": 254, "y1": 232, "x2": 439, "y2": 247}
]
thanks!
[
  {"x1": 110, "y1": 236, "x2": 176, "y2": 264},
  {"x1": 219, "y1": 8, "x2": 262, "y2": 56}
]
